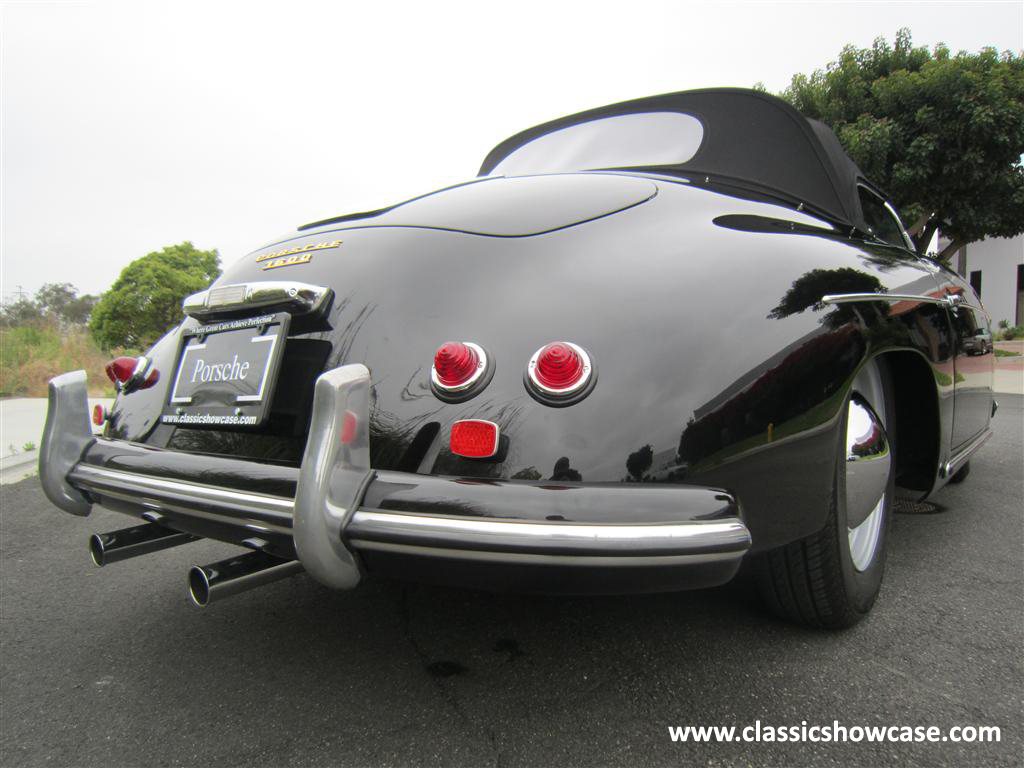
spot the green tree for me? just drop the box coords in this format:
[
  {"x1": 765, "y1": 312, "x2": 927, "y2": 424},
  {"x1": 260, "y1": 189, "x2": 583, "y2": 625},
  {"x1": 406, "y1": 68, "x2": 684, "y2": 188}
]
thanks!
[
  {"x1": 781, "y1": 29, "x2": 1024, "y2": 259},
  {"x1": 1, "y1": 283, "x2": 97, "y2": 327},
  {"x1": 90, "y1": 242, "x2": 220, "y2": 350},
  {"x1": 0, "y1": 297, "x2": 42, "y2": 328},
  {"x1": 35, "y1": 283, "x2": 98, "y2": 325}
]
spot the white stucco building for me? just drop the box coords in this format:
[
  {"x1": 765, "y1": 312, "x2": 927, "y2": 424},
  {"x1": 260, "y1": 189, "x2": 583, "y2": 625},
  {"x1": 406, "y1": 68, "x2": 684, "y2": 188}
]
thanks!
[{"x1": 953, "y1": 234, "x2": 1024, "y2": 328}]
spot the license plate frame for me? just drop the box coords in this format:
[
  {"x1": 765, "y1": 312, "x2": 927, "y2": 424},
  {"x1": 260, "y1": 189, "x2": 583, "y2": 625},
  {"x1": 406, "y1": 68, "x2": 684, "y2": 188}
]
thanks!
[{"x1": 161, "y1": 312, "x2": 290, "y2": 429}]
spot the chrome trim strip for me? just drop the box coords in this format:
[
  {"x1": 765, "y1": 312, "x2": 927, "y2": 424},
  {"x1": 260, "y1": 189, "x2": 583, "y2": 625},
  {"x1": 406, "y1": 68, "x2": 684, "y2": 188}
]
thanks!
[
  {"x1": 182, "y1": 281, "x2": 330, "y2": 319},
  {"x1": 882, "y1": 200, "x2": 915, "y2": 251},
  {"x1": 970, "y1": 304, "x2": 989, "y2": 318},
  {"x1": 347, "y1": 540, "x2": 742, "y2": 567},
  {"x1": 944, "y1": 293, "x2": 990, "y2": 318},
  {"x1": 822, "y1": 293, "x2": 949, "y2": 306},
  {"x1": 70, "y1": 465, "x2": 293, "y2": 523},
  {"x1": 347, "y1": 509, "x2": 751, "y2": 556},
  {"x1": 943, "y1": 428, "x2": 993, "y2": 478},
  {"x1": 822, "y1": 292, "x2": 988, "y2": 317}
]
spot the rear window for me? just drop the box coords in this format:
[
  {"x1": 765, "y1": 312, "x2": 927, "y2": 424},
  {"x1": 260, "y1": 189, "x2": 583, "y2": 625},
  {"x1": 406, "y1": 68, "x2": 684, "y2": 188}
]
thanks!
[{"x1": 489, "y1": 112, "x2": 704, "y2": 177}]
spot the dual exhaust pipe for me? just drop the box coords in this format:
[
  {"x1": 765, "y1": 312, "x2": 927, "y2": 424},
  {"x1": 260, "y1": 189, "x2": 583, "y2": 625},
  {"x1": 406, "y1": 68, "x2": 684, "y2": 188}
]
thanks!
[
  {"x1": 89, "y1": 521, "x2": 302, "y2": 606},
  {"x1": 188, "y1": 551, "x2": 303, "y2": 607}
]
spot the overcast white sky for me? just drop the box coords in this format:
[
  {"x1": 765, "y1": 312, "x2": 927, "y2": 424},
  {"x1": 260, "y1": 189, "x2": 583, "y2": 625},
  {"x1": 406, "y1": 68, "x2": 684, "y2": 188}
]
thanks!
[{"x1": 2, "y1": 0, "x2": 1022, "y2": 301}]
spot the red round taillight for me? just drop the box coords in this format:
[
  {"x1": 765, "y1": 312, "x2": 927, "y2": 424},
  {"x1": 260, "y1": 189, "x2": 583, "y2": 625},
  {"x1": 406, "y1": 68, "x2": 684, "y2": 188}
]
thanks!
[
  {"x1": 533, "y1": 343, "x2": 585, "y2": 390},
  {"x1": 104, "y1": 355, "x2": 159, "y2": 393},
  {"x1": 432, "y1": 341, "x2": 487, "y2": 391},
  {"x1": 529, "y1": 342, "x2": 591, "y2": 392},
  {"x1": 105, "y1": 356, "x2": 137, "y2": 386},
  {"x1": 526, "y1": 341, "x2": 594, "y2": 404},
  {"x1": 92, "y1": 404, "x2": 107, "y2": 426}
]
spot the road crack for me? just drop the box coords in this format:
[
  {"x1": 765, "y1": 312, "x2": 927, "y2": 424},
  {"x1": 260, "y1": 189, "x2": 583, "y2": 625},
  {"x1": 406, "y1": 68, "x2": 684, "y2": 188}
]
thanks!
[{"x1": 398, "y1": 587, "x2": 504, "y2": 768}]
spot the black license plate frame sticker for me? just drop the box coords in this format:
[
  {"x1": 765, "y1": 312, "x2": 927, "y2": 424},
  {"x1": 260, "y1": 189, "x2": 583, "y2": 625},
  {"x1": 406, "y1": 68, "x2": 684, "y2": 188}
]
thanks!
[{"x1": 161, "y1": 312, "x2": 290, "y2": 428}]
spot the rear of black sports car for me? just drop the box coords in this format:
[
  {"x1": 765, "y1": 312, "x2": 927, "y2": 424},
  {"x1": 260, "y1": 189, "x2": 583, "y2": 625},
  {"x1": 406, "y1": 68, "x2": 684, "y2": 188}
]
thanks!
[{"x1": 39, "y1": 88, "x2": 992, "y2": 627}]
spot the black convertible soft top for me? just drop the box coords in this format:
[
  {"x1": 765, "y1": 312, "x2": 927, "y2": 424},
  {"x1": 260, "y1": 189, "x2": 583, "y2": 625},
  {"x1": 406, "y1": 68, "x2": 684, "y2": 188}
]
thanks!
[{"x1": 479, "y1": 88, "x2": 885, "y2": 232}]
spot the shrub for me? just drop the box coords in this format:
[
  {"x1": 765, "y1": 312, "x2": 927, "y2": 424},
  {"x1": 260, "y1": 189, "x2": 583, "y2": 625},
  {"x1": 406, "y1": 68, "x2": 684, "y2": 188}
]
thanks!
[{"x1": 0, "y1": 321, "x2": 114, "y2": 397}]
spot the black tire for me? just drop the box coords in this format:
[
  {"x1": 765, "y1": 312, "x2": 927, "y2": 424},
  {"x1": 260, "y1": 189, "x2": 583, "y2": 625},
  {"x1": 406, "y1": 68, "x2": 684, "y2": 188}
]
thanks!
[
  {"x1": 948, "y1": 460, "x2": 970, "y2": 484},
  {"x1": 752, "y1": 358, "x2": 895, "y2": 629}
]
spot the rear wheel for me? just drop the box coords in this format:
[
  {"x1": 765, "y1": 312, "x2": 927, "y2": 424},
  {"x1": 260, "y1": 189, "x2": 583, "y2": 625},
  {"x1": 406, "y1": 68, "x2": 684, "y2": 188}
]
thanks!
[{"x1": 753, "y1": 358, "x2": 895, "y2": 628}]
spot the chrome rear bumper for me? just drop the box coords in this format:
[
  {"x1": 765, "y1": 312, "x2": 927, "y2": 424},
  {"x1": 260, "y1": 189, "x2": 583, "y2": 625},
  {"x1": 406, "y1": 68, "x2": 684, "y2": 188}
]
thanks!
[
  {"x1": 41, "y1": 367, "x2": 752, "y2": 591},
  {"x1": 347, "y1": 511, "x2": 749, "y2": 566}
]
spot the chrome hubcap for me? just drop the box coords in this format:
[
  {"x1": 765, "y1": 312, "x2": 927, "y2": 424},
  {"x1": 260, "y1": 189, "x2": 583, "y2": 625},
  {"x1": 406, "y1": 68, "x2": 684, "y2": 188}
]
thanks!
[{"x1": 845, "y1": 363, "x2": 891, "y2": 572}]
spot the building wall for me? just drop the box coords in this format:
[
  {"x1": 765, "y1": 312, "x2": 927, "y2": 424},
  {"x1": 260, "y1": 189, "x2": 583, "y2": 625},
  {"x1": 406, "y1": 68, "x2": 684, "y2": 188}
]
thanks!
[{"x1": 955, "y1": 234, "x2": 1024, "y2": 328}]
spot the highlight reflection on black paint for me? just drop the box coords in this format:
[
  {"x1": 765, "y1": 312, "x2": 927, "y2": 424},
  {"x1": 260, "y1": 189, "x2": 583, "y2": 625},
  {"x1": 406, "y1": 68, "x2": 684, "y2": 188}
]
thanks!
[
  {"x1": 676, "y1": 326, "x2": 862, "y2": 466},
  {"x1": 550, "y1": 457, "x2": 582, "y2": 482},
  {"x1": 713, "y1": 214, "x2": 839, "y2": 239},
  {"x1": 626, "y1": 444, "x2": 653, "y2": 482},
  {"x1": 511, "y1": 466, "x2": 542, "y2": 481},
  {"x1": 370, "y1": 406, "x2": 444, "y2": 472},
  {"x1": 768, "y1": 268, "x2": 885, "y2": 320},
  {"x1": 767, "y1": 267, "x2": 889, "y2": 331}
]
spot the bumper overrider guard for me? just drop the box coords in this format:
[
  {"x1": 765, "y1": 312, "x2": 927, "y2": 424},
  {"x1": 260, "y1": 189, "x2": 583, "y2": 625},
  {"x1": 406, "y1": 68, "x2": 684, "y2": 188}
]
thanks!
[{"x1": 40, "y1": 365, "x2": 753, "y2": 604}]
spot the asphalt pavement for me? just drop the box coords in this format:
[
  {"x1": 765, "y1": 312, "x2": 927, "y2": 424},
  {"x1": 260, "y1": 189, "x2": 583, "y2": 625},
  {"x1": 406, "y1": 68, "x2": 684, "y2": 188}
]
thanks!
[{"x1": 1, "y1": 398, "x2": 1021, "y2": 768}]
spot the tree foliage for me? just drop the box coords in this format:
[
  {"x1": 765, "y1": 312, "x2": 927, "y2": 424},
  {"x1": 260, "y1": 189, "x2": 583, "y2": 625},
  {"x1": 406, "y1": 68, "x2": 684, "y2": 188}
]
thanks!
[
  {"x1": 35, "y1": 283, "x2": 98, "y2": 325},
  {"x1": 781, "y1": 29, "x2": 1024, "y2": 258},
  {"x1": 0, "y1": 283, "x2": 97, "y2": 328},
  {"x1": 90, "y1": 242, "x2": 220, "y2": 351},
  {"x1": 0, "y1": 298, "x2": 42, "y2": 328}
]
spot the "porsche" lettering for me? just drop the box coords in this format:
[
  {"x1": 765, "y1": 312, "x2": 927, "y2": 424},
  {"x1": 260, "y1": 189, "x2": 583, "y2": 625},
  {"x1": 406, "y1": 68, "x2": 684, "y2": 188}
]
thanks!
[
  {"x1": 256, "y1": 239, "x2": 341, "y2": 263},
  {"x1": 191, "y1": 355, "x2": 250, "y2": 384}
]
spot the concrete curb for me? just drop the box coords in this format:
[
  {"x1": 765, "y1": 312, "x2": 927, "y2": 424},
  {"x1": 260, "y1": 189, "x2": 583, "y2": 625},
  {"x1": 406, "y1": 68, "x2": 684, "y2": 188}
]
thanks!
[{"x1": 0, "y1": 450, "x2": 39, "y2": 485}]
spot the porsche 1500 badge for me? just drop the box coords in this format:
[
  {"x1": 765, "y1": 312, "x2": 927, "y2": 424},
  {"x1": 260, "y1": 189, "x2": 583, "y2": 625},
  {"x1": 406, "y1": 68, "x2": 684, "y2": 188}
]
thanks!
[{"x1": 256, "y1": 239, "x2": 341, "y2": 269}]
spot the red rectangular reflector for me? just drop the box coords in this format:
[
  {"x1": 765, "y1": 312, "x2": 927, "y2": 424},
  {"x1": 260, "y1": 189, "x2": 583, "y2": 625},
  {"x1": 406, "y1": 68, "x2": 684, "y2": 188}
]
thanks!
[{"x1": 450, "y1": 419, "x2": 500, "y2": 458}]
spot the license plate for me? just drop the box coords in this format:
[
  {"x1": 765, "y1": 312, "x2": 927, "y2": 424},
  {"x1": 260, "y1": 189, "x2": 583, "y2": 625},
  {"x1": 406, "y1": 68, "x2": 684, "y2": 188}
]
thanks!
[{"x1": 161, "y1": 313, "x2": 290, "y2": 428}]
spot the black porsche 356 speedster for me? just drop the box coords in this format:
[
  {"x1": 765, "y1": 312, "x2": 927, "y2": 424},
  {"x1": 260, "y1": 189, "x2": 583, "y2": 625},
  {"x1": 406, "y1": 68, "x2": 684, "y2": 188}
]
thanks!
[{"x1": 40, "y1": 88, "x2": 994, "y2": 628}]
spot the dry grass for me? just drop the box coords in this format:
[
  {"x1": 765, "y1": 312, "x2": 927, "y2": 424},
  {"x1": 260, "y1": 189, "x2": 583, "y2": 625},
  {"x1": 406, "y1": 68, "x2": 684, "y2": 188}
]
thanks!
[{"x1": 0, "y1": 323, "x2": 116, "y2": 397}]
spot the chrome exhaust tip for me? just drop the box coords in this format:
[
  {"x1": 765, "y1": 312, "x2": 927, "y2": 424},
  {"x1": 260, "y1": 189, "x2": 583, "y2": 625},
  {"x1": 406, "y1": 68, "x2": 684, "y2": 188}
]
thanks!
[
  {"x1": 188, "y1": 566, "x2": 212, "y2": 607},
  {"x1": 88, "y1": 533, "x2": 107, "y2": 567},
  {"x1": 188, "y1": 551, "x2": 303, "y2": 607},
  {"x1": 89, "y1": 523, "x2": 198, "y2": 567}
]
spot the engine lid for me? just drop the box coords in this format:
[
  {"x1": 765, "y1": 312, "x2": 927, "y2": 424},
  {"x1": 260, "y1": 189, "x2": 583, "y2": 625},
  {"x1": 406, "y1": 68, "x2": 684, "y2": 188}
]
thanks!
[{"x1": 302, "y1": 173, "x2": 658, "y2": 237}]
